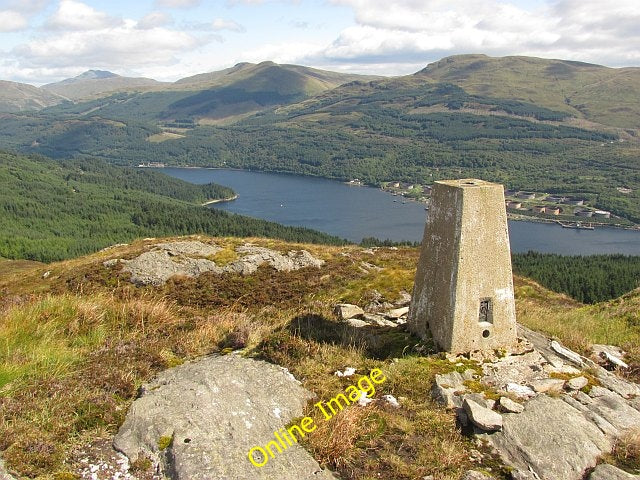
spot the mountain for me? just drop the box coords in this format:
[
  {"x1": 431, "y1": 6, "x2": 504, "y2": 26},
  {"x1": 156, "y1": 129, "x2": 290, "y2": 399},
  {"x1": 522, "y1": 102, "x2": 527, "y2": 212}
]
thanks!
[
  {"x1": 38, "y1": 62, "x2": 380, "y2": 124},
  {"x1": 175, "y1": 61, "x2": 379, "y2": 93},
  {"x1": 42, "y1": 69, "x2": 163, "y2": 100},
  {"x1": 0, "y1": 80, "x2": 65, "y2": 112},
  {"x1": 417, "y1": 54, "x2": 640, "y2": 129}
]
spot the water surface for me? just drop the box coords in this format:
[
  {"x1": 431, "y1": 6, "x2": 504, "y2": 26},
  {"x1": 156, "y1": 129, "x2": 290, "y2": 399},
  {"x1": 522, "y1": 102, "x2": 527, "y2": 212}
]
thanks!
[{"x1": 162, "y1": 167, "x2": 640, "y2": 255}]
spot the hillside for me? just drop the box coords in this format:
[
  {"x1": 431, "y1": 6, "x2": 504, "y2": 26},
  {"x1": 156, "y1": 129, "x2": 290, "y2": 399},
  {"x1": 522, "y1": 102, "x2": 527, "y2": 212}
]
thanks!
[
  {"x1": 0, "y1": 80, "x2": 65, "y2": 113},
  {"x1": 42, "y1": 70, "x2": 163, "y2": 101},
  {"x1": 0, "y1": 236, "x2": 638, "y2": 479},
  {"x1": 418, "y1": 54, "x2": 640, "y2": 130},
  {"x1": 0, "y1": 151, "x2": 344, "y2": 262},
  {"x1": 0, "y1": 55, "x2": 639, "y2": 224},
  {"x1": 36, "y1": 62, "x2": 378, "y2": 123}
]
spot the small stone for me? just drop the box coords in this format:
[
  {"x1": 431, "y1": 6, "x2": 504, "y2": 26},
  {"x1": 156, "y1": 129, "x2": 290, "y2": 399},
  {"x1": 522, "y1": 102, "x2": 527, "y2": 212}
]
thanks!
[
  {"x1": 505, "y1": 383, "x2": 536, "y2": 398},
  {"x1": 550, "y1": 340, "x2": 585, "y2": 366},
  {"x1": 499, "y1": 396, "x2": 524, "y2": 413},
  {"x1": 334, "y1": 303, "x2": 364, "y2": 320},
  {"x1": 461, "y1": 471, "x2": 495, "y2": 480},
  {"x1": 383, "y1": 394, "x2": 400, "y2": 408},
  {"x1": 334, "y1": 367, "x2": 356, "y2": 377},
  {"x1": 463, "y1": 398, "x2": 503, "y2": 432},
  {"x1": 395, "y1": 291, "x2": 412, "y2": 306},
  {"x1": 567, "y1": 376, "x2": 589, "y2": 390},
  {"x1": 384, "y1": 306, "x2": 409, "y2": 319},
  {"x1": 600, "y1": 351, "x2": 629, "y2": 369},
  {"x1": 530, "y1": 378, "x2": 565, "y2": 393},
  {"x1": 345, "y1": 318, "x2": 369, "y2": 328}
]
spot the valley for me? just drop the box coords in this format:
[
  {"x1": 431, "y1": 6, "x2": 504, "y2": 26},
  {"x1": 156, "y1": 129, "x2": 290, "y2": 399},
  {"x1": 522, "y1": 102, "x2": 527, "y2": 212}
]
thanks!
[{"x1": 1, "y1": 55, "x2": 639, "y2": 225}]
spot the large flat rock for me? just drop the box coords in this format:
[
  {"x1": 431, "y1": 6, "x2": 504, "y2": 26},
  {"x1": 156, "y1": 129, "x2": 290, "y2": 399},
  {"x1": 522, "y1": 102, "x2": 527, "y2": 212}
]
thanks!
[
  {"x1": 483, "y1": 395, "x2": 612, "y2": 480},
  {"x1": 113, "y1": 354, "x2": 335, "y2": 480}
]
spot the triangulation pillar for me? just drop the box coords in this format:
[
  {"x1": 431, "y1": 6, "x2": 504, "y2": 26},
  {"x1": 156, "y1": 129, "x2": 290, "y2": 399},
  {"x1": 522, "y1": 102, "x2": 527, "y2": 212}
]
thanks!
[{"x1": 408, "y1": 179, "x2": 517, "y2": 353}]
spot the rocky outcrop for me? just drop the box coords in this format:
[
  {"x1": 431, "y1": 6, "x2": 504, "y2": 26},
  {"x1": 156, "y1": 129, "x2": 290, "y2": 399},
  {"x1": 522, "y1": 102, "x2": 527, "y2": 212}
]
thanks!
[
  {"x1": 589, "y1": 464, "x2": 640, "y2": 479},
  {"x1": 113, "y1": 354, "x2": 335, "y2": 480},
  {"x1": 432, "y1": 325, "x2": 640, "y2": 480},
  {"x1": 482, "y1": 395, "x2": 612, "y2": 480},
  {"x1": 104, "y1": 241, "x2": 324, "y2": 286}
]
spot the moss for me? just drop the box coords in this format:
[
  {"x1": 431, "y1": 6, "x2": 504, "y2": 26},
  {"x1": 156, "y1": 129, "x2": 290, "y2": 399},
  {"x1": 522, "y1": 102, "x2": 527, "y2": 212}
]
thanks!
[
  {"x1": 158, "y1": 435, "x2": 173, "y2": 451},
  {"x1": 53, "y1": 472, "x2": 80, "y2": 480},
  {"x1": 463, "y1": 380, "x2": 501, "y2": 401},
  {"x1": 130, "y1": 456, "x2": 153, "y2": 472}
]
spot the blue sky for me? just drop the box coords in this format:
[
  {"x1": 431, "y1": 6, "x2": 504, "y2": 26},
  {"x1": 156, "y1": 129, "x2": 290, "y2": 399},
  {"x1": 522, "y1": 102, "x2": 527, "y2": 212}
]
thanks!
[{"x1": 1, "y1": 0, "x2": 639, "y2": 85}]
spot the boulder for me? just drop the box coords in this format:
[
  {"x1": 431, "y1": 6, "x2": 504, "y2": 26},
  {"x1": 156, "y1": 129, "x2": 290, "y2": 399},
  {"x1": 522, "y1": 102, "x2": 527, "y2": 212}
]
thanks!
[
  {"x1": 589, "y1": 464, "x2": 640, "y2": 480},
  {"x1": 463, "y1": 398, "x2": 503, "y2": 432},
  {"x1": 233, "y1": 246, "x2": 324, "y2": 273},
  {"x1": 121, "y1": 249, "x2": 221, "y2": 285},
  {"x1": 334, "y1": 304, "x2": 364, "y2": 320},
  {"x1": 483, "y1": 395, "x2": 612, "y2": 480},
  {"x1": 113, "y1": 354, "x2": 335, "y2": 480}
]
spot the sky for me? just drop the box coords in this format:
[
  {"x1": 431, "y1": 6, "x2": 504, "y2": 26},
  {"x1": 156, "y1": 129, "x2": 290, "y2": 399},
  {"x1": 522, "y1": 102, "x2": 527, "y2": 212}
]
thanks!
[{"x1": 1, "y1": 0, "x2": 639, "y2": 85}]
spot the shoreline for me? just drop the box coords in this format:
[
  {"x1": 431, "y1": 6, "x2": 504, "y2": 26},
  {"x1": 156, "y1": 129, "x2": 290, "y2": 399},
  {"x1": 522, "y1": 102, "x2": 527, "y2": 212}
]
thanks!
[
  {"x1": 162, "y1": 165, "x2": 639, "y2": 232},
  {"x1": 202, "y1": 194, "x2": 238, "y2": 206}
]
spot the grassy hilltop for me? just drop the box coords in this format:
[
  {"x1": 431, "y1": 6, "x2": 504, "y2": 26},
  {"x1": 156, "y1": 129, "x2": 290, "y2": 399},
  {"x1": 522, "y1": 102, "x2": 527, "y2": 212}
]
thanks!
[{"x1": 0, "y1": 236, "x2": 638, "y2": 479}]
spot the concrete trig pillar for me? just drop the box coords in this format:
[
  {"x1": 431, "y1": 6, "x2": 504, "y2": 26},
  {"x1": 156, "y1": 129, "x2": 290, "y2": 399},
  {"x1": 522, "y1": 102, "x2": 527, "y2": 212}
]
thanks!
[{"x1": 408, "y1": 179, "x2": 517, "y2": 353}]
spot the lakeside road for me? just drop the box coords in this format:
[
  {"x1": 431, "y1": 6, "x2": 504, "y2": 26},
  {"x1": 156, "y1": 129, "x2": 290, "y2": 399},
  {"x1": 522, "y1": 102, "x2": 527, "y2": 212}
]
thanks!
[{"x1": 202, "y1": 194, "x2": 238, "y2": 206}]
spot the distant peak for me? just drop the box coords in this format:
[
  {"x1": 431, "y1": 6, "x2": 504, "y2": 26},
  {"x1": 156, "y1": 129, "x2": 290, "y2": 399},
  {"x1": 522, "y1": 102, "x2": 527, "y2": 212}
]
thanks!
[{"x1": 75, "y1": 70, "x2": 119, "y2": 80}]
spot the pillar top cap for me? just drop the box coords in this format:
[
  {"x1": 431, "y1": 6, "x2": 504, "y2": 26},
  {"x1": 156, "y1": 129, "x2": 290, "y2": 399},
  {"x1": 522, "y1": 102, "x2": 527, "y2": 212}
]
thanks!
[{"x1": 435, "y1": 178, "x2": 499, "y2": 188}]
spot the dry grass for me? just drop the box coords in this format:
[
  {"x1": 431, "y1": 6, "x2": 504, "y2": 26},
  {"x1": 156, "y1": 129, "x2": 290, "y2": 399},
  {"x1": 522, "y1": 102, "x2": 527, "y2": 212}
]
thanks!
[
  {"x1": 606, "y1": 428, "x2": 640, "y2": 474},
  {"x1": 2, "y1": 236, "x2": 639, "y2": 479}
]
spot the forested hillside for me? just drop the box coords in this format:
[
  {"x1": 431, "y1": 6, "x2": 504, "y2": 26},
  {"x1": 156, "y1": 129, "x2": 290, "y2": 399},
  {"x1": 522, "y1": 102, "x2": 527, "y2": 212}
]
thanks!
[
  {"x1": 0, "y1": 151, "x2": 345, "y2": 262},
  {"x1": 0, "y1": 55, "x2": 639, "y2": 223},
  {"x1": 512, "y1": 252, "x2": 640, "y2": 303}
]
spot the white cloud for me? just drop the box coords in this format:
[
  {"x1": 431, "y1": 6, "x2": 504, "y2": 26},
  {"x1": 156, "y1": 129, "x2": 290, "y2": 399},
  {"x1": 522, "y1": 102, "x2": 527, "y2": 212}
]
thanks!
[
  {"x1": 211, "y1": 18, "x2": 245, "y2": 32},
  {"x1": 1, "y1": 0, "x2": 50, "y2": 14},
  {"x1": 45, "y1": 0, "x2": 122, "y2": 31},
  {"x1": 0, "y1": 10, "x2": 28, "y2": 31},
  {"x1": 137, "y1": 11, "x2": 173, "y2": 29},
  {"x1": 155, "y1": 0, "x2": 200, "y2": 8},
  {"x1": 13, "y1": 25, "x2": 199, "y2": 69},
  {"x1": 313, "y1": 0, "x2": 640, "y2": 70}
]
